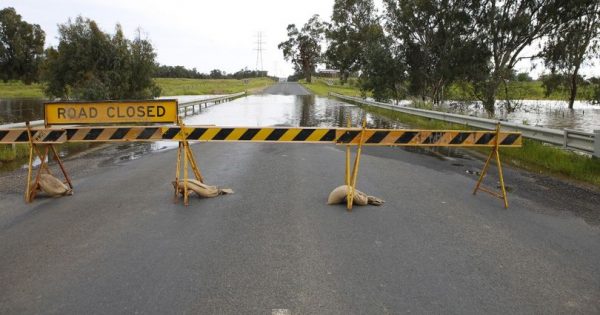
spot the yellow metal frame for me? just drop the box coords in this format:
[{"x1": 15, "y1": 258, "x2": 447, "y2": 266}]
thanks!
[
  {"x1": 344, "y1": 119, "x2": 367, "y2": 211},
  {"x1": 173, "y1": 119, "x2": 204, "y2": 206},
  {"x1": 472, "y1": 124, "x2": 509, "y2": 208},
  {"x1": 24, "y1": 122, "x2": 73, "y2": 203}
]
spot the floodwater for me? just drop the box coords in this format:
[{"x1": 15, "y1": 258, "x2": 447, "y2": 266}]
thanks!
[
  {"x1": 150, "y1": 94, "x2": 406, "y2": 151},
  {"x1": 0, "y1": 95, "x2": 226, "y2": 124},
  {"x1": 1, "y1": 96, "x2": 599, "y2": 131},
  {"x1": 1, "y1": 94, "x2": 598, "y2": 172},
  {"x1": 0, "y1": 95, "x2": 404, "y2": 172},
  {"x1": 0, "y1": 98, "x2": 44, "y2": 124},
  {"x1": 417, "y1": 99, "x2": 600, "y2": 132}
]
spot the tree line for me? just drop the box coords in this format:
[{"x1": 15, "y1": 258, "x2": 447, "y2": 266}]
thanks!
[
  {"x1": 278, "y1": 0, "x2": 600, "y2": 115},
  {"x1": 155, "y1": 66, "x2": 268, "y2": 80},
  {"x1": 0, "y1": 7, "x2": 266, "y2": 101}
]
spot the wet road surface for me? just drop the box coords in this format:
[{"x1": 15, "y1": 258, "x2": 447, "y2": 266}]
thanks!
[
  {"x1": 0, "y1": 83, "x2": 599, "y2": 314},
  {"x1": 261, "y1": 82, "x2": 311, "y2": 96}
]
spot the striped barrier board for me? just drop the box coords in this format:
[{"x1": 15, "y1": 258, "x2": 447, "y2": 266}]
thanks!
[{"x1": 0, "y1": 126, "x2": 522, "y2": 147}]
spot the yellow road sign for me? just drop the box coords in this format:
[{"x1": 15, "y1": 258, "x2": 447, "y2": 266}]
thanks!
[{"x1": 44, "y1": 100, "x2": 178, "y2": 125}]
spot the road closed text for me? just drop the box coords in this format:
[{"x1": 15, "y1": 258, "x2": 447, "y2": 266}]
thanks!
[{"x1": 45, "y1": 100, "x2": 178, "y2": 125}]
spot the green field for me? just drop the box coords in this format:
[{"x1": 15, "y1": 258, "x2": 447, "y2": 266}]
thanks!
[
  {"x1": 302, "y1": 78, "x2": 596, "y2": 102},
  {"x1": 301, "y1": 78, "x2": 366, "y2": 97},
  {"x1": 0, "y1": 81, "x2": 45, "y2": 98},
  {"x1": 155, "y1": 77, "x2": 275, "y2": 96},
  {"x1": 0, "y1": 77, "x2": 276, "y2": 99}
]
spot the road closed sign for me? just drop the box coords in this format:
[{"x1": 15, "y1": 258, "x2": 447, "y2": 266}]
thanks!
[{"x1": 44, "y1": 99, "x2": 178, "y2": 125}]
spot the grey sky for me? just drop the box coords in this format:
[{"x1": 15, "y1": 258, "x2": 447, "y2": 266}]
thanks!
[
  {"x1": 3, "y1": 0, "x2": 598, "y2": 78},
  {"x1": 5, "y1": 0, "x2": 336, "y2": 77}
]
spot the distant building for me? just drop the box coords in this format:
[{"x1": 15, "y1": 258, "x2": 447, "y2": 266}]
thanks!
[{"x1": 317, "y1": 69, "x2": 340, "y2": 78}]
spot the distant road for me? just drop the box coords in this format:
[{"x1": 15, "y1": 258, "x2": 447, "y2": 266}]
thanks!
[{"x1": 261, "y1": 82, "x2": 312, "y2": 95}]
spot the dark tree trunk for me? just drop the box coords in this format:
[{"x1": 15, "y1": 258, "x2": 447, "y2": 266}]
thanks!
[
  {"x1": 568, "y1": 66, "x2": 580, "y2": 110},
  {"x1": 483, "y1": 79, "x2": 500, "y2": 117}
]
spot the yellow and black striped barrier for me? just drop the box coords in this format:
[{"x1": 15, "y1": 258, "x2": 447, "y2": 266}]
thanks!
[
  {"x1": 1, "y1": 124, "x2": 520, "y2": 208},
  {"x1": 0, "y1": 126, "x2": 522, "y2": 147}
]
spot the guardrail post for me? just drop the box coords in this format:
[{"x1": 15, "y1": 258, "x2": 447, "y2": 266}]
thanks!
[{"x1": 594, "y1": 130, "x2": 600, "y2": 158}]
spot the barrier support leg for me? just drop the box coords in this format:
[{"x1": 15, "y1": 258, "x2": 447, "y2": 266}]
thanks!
[
  {"x1": 24, "y1": 122, "x2": 72, "y2": 203},
  {"x1": 174, "y1": 142, "x2": 182, "y2": 203},
  {"x1": 345, "y1": 118, "x2": 351, "y2": 187},
  {"x1": 183, "y1": 138, "x2": 189, "y2": 206},
  {"x1": 346, "y1": 119, "x2": 367, "y2": 211},
  {"x1": 49, "y1": 144, "x2": 73, "y2": 189},
  {"x1": 472, "y1": 124, "x2": 509, "y2": 208},
  {"x1": 173, "y1": 119, "x2": 204, "y2": 206}
]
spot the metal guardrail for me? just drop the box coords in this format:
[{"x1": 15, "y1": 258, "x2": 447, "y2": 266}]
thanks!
[
  {"x1": 330, "y1": 92, "x2": 599, "y2": 157},
  {"x1": 178, "y1": 92, "x2": 246, "y2": 117}
]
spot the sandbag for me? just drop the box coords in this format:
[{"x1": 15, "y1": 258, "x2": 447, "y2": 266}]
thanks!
[
  {"x1": 173, "y1": 179, "x2": 234, "y2": 198},
  {"x1": 38, "y1": 174, "x2": 72, "y2": 197},
  {"x1": 327, "y1": 185, "x2": 384, "y2": 206}
]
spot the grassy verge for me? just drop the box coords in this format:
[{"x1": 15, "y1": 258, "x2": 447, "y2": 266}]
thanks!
[
  {"x1": 302, "y1": 77, "x2": 596, "y2": 102},
  {"x1": 352, "y1": 101, "x2": 600, "y2": 187},
  {"x1": 156, "y1": 77, "x2": 275, "y2": 96},
  {"x1": 447, "y1": 80, "x2": 597, "y2": 101},
  {"x1": 301, "y1": 79, "x2": 366, "y2": 97},
  {"x1": 0, "y1": 143, "x2": 95, "y2": 162},
  {"x1": 0, "y1": 78, "x2": 276, "y2": 99},
  {"x1": 0, "y1": 81, "x2": 45, "y2": 98}
]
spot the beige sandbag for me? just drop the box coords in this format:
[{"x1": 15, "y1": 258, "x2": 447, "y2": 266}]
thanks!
[
  {"x1": 172, "y1": 179, "x2": 234, "y2": 198},
  {"x1": 38, "y1": 174, "x2": 72, "y2": 197},
  {"x1": 327, "y1": 185, "x2": 384, "y2": 206}
]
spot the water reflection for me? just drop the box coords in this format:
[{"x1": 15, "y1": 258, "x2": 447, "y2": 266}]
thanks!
[
  {"x1": 0, "y1": 98, "x2": 45, "y2": 123},
  {"x1": 421, "y1": 99, "x2": 600, "y2": 132},
  {"x1": 183, "y1": 94, "x2": 407, "y2": 129}
]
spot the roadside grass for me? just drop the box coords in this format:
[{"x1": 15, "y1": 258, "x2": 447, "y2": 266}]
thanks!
[
  {"x1": 156, "y1": 77, "x2": 275, "y2": 96},
  {"x1": 0, "y1": 143, "x2": 94, "y2": 162},
  {"x1": 446, "y1": 81, "x2": 596, "y2": 101},
  {"x1": 354, "y1": 102, "x2": 600, "y2": 187},
  {"x1": 0, "y1": 78, "x2": 276, "y2": 99},
  {"x1": 0, "y1": 81, "x2": 45, "y2": 98},
  {"x1": 301, "y1": 79, "x2": 366, "y2": 97},
  {"x1": 302, "y1": 77, "x2": 596, "y2": 102}
]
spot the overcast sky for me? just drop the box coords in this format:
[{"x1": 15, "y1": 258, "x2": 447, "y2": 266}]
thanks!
[{"x1": 4, "y1": 0, "x2": 598, "y2": 78}]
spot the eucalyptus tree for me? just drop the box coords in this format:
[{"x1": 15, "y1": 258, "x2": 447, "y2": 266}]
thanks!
[
  {"x1": 383, "y1": 0, "x2": 487, "y2": 104},
  {"x1": 358, "y1": 24, "x2": 405, "y2": 102},
  {"x1": 325, "y1": 0, "x2": 379, "y2": 85},
  {"x1": 541, "y1": 0, "x2": 600, "y2": 109},
  {"x1": 278, "y1": 15, "x2": 327, "y2": 83},
  {"x1": 0, "y1": 7, "x2": 45, "y2": 84},
  {"x1": 468, "y1": 0, "x2": 572, "y2": 115}
]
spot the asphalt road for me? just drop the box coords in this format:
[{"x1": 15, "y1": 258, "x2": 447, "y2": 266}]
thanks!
[
  {"x1": 0, "y1": 83, "x2": 599, "y2": 314},
  {"x1": 261, "y1": 82, "x2": 312, "y2": 95}
]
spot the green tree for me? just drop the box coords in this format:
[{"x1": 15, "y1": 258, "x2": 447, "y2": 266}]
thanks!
[
  {"x1": 469, "y1": 0, "x2": 571, "y2": 116},
  {"x1": 541, "y1": 1, "x2": 600, "y2": 109},
  {"x1": 358, "y1": 25, "x2": 405, "y2": 102},
  {"x1": 325, "y1": 0, "x2": 379, "y2": 85},
  {"x1": 43, "y1": 17, "x2": 160, "y2": 100},
  {"x1": 516, "y1": 72, "x2": 532, "y2": 82},
  {"x1": 384, "y1": 0, "x2": 488, "y2": 104},
  {"x1": 278, "y1": 15, "x2": 326, "y2": 83},
  {"x1": 0, "y1": 7, "x2": 45, "y2": 84}
]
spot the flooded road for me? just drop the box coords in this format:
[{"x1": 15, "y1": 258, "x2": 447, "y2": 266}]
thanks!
[
  {"x1": 0, "y1": 94, "x2": 405, "y2": 172},
  {"x1": 150, "y1": 94, "x2": 407, "y2": 152}
]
